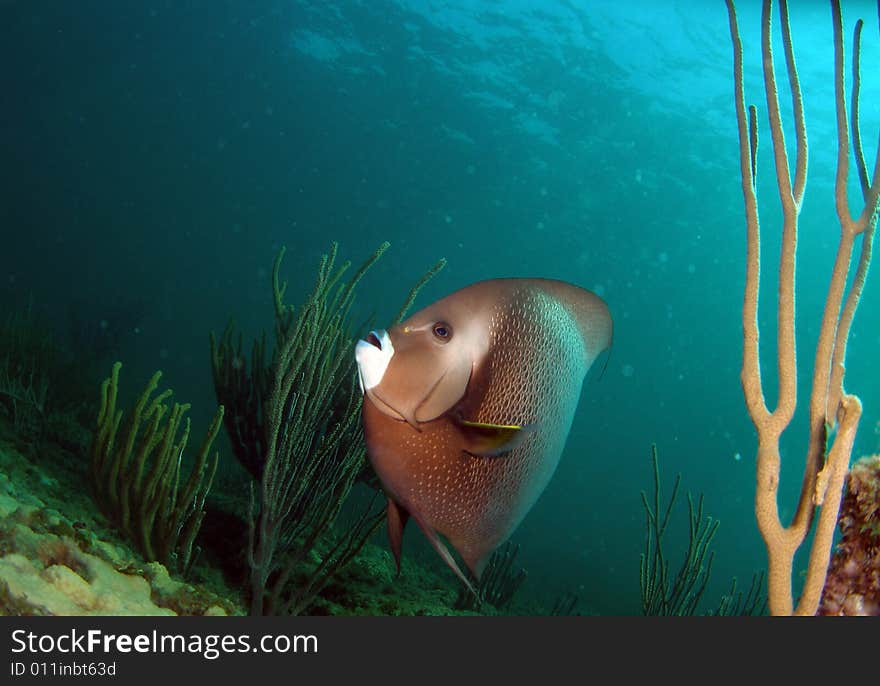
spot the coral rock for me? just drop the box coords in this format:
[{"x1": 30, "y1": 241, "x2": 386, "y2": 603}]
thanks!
[{"x1": 818, "y1": 454, "x2": 880, "y2": 616}]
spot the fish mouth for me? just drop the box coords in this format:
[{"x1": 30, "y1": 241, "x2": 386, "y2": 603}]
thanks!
[
  {"x1": 355, "y1": 328, "x2": 423, "y2": 430},
  {"x1": 355, "y1": 329, "x2": 394, "y2": 393},
  {"x1": 365, "y1": 331, "x2": 382, "y2": 350}
]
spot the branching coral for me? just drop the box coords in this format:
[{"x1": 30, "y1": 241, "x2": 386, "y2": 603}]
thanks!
[
  {"x1": 210, "y1": 324, "x2": 271, "y2": 480},
  {"x1": 726, "y1": 0, "x2": 880, "y2": 615},
  {"x1": 549, "y1": 591, "x2": 580, "y2": 616},
  {"x1": 247, "y1": 243, "x2": 389, "y2": 615},
  {"x1": 712, "y1": 571, "x2": 767, "y2": 617},
  {"x1": 0, "y1": 302, "x2": 53, "y2": 437},
  {"x1": 90, "y1": 362, "x2": 223, "y2": 576},
  {"x1": 639, "y1": 444, "x2": 718, "y2": 616},
  {"x1": 453, "y1": 541, "x2": 527, "y2": 612},
  {"x1": 639, "y1": 444, "x2": 766, "y2": 616},
  {"x1": 212, "y1": 241, "x2": 446, "y2": 615}
]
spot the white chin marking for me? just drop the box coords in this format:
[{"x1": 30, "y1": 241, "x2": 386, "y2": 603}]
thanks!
[{"x1": 355, "y1": 329, "x2": 394, "y2": 390}]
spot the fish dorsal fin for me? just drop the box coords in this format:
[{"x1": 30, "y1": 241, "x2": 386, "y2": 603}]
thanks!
[
  {"x1": 453, "y1": 416, "x2": 537, "y2": 456},
  {"x1": 386, "y1": 498, "x2": 410, "y2": 573}
]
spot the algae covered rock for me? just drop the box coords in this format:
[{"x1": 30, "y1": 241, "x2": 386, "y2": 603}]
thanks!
[{"x1": 0, "y1": 433, "x2": 243, "y2": 617}]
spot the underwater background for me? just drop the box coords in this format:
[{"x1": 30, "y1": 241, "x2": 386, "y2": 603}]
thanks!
[{"x1": 1, "y1": 0, "x2": 879, "y2": 615}]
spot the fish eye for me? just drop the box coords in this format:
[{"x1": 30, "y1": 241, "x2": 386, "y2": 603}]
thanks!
[{"x1": 432, "y1": 322, "x2": 453, "y2": 341}]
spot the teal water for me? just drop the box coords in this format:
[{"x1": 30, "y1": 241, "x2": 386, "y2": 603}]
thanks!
[{"x1": 1, "y1": 0, "x2": 879, "y2": 615}]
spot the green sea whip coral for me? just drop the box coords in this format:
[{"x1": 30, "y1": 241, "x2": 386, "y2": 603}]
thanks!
[
  {"x1": 639, "y1": 444, "x2": 717, "y2": 616},
  {"x1": 0, "y1": 301, "x2": 53, "y2": 437},
  {"x1": 247, "y1": 243, "x2": 386, "y2": 615},
  {"x1": 639, "y1": 445, "x2": 766, "y2": 616},
  {"x1": 90, "y1": 362, "x2": 224, "y2": 576},
  {"x1": 214, "y1": 243, "x2": 446, "y2": 615},
  {"x1": 453, "y1": 541, "x2": 527, "y2": 613}
]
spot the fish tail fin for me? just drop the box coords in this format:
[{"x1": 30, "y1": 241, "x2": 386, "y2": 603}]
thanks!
[{"x1": 386, "y1": 498, "x2": 410, "y2": 574}]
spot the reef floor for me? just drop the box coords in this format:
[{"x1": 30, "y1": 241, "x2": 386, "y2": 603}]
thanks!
[{"x1": 0, "y1": 413, "x2": 542, "y2": 617}]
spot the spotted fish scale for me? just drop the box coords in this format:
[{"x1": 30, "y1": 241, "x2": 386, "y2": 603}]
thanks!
[{"x1": 357, "y1": 278, "x2": 612, "y2": 589}]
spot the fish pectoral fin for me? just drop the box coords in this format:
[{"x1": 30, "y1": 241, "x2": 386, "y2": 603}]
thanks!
[
  {"x1": 386, "y1": 498, "x2": 410, "y2": 574},
  {"x1": 454, "y1": 417, "x2": 538, "y2": 457}
]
